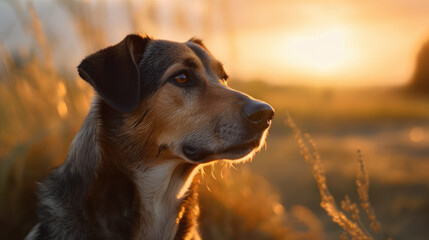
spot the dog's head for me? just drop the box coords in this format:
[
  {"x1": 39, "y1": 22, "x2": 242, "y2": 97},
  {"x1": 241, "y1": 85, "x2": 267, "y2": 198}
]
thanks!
[{"x1": 78, "y1": 34, "x2": 274, "y2": 165}]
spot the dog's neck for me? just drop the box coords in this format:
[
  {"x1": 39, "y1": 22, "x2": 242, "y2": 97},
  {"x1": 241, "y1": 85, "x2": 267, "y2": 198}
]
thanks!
[
  {"x1": 84, "y1": 145, "x2": 199, "y2": 240},
  {"x1": 133, "y1": 161, "x2": 199, "y2": 240}
]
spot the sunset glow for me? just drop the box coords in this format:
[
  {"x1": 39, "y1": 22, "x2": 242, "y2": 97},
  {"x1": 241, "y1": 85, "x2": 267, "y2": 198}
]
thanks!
[
  {"x1": 1, "y1": 0, "x2": 428, "y2": 87},
  {"x1": 282, "y1": 26, "x2": 357, "y2": 75}
]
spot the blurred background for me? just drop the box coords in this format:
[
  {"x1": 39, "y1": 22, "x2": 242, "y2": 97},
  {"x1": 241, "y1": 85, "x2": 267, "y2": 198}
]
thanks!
[{"x1": 0, "y1": 0, "x2": 428, "y2": 239}]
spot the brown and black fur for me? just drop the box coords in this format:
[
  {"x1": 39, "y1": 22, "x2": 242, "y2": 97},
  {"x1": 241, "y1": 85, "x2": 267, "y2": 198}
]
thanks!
[{"x1": 25, "y1": 34, "x2": 274, "y2": 240}]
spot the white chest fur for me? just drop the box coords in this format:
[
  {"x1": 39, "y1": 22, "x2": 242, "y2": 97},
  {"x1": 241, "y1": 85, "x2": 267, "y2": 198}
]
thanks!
[{"x1": 133, "y1": 161, "x2": 199, "y2": 240}]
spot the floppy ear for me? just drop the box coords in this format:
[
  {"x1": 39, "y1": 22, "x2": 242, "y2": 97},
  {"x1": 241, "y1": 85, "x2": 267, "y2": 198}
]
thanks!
[{"x1": 78, "y1": 34, "x2": 150, "y2": 112}]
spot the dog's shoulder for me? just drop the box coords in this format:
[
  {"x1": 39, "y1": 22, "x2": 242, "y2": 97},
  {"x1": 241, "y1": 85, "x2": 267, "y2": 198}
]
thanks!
[{"x1": 31, "y1": 113, "x2": 101, "y2": 239}]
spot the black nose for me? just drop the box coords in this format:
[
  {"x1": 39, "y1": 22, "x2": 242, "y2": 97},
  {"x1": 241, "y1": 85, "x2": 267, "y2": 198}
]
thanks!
[{"x1": 242, "y1": 100, "x2": 274, "y2": 130}]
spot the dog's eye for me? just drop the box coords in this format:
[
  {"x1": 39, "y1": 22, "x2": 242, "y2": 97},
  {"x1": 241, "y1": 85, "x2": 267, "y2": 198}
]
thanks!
[{"x1": 174, "y1": 73, "x2": 189, "y2": 84}]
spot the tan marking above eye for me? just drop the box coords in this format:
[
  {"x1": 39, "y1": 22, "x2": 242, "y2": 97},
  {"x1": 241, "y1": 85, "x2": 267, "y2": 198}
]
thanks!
[{"x1": 174, "y1": 73, "x2": 189, "y2": 84}]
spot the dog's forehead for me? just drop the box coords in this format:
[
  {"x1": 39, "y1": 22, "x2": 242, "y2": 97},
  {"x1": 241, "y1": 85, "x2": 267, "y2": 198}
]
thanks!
[
  {"x1": 146, "y1": 40, "x2": 191, "y2": 56},
  {"x1": 143, "y1": 39, "x2": 218, "y2": 70},
  {"x1": 184, "y1": 41, "x2": 214, "y2": 65}
]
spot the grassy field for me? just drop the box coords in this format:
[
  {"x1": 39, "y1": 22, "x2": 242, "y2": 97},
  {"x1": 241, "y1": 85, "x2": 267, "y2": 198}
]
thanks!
[
  {"x1": 229, "y1": 81, "x2": 429, "y2": 239},
  {"x1": 1, "y1": 1, "x2": 429, "y2": 239}
]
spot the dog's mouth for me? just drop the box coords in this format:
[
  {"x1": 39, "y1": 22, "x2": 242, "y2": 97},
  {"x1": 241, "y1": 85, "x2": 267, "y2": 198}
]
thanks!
[
  {"x1": 182, "y1": 134, "x2": 263, "y2": 163},
  {"x1": 219, "y1": 139, "x2": 260, "y2": 155}
]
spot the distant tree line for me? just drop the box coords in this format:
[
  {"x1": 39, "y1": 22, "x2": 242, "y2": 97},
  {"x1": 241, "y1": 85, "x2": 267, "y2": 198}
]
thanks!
[{"x1": 410, "y1": 38, "x2": 429, "y2": 94}]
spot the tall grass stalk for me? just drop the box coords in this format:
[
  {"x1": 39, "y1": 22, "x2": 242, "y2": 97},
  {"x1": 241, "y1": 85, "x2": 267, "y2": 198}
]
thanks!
[
  {"x1": 286, "y1": 115, "x2": 388, "y2": 240},
  {"x1": 356, "y1": 150, "x2": 381, "y2": 234}
]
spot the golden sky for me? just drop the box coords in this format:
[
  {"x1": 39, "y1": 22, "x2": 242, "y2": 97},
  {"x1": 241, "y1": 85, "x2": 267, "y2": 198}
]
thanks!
[
  {"x1": 204, "y1": 0, "x2": 429, "y2": 87},
  {"x1": 1, "y1": 0, "x2": 429, "y2": 87}
]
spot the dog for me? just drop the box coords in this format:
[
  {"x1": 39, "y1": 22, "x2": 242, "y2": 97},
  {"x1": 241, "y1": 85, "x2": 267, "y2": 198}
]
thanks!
[{"x1": 25, "y1": 34, "x2": 274, "y2": 240}]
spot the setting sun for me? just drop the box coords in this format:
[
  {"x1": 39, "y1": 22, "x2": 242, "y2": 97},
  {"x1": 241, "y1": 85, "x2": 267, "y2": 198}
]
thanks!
[{"x1": 282, "y1": 26, "x2": 357, "y2": 75}]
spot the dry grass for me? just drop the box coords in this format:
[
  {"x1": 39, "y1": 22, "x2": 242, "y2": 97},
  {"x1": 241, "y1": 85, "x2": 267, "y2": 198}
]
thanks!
[
  {"x1": 286, "y1": 115, "x2": 392, "y2": 240},
  {"x1": 198, "y1": 164, "x2": 325, "y2": 240},
  {"x1": 0, "y1": 3, "x2": 95, "y2": 238},
  {"x1": 355, "y1": 150, "x2": 381, "y2": 234}
]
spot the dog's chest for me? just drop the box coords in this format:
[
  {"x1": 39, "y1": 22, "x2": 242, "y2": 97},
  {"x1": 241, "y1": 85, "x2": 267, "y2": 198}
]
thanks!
[{"x1": 133, "y1": 162, "x2": 195, "y2": 239}]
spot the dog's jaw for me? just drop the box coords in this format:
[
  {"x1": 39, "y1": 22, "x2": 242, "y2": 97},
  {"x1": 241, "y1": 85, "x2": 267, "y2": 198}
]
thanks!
[{"x1": 179, "y1": 127, "x2": 270, "y2": 164}]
